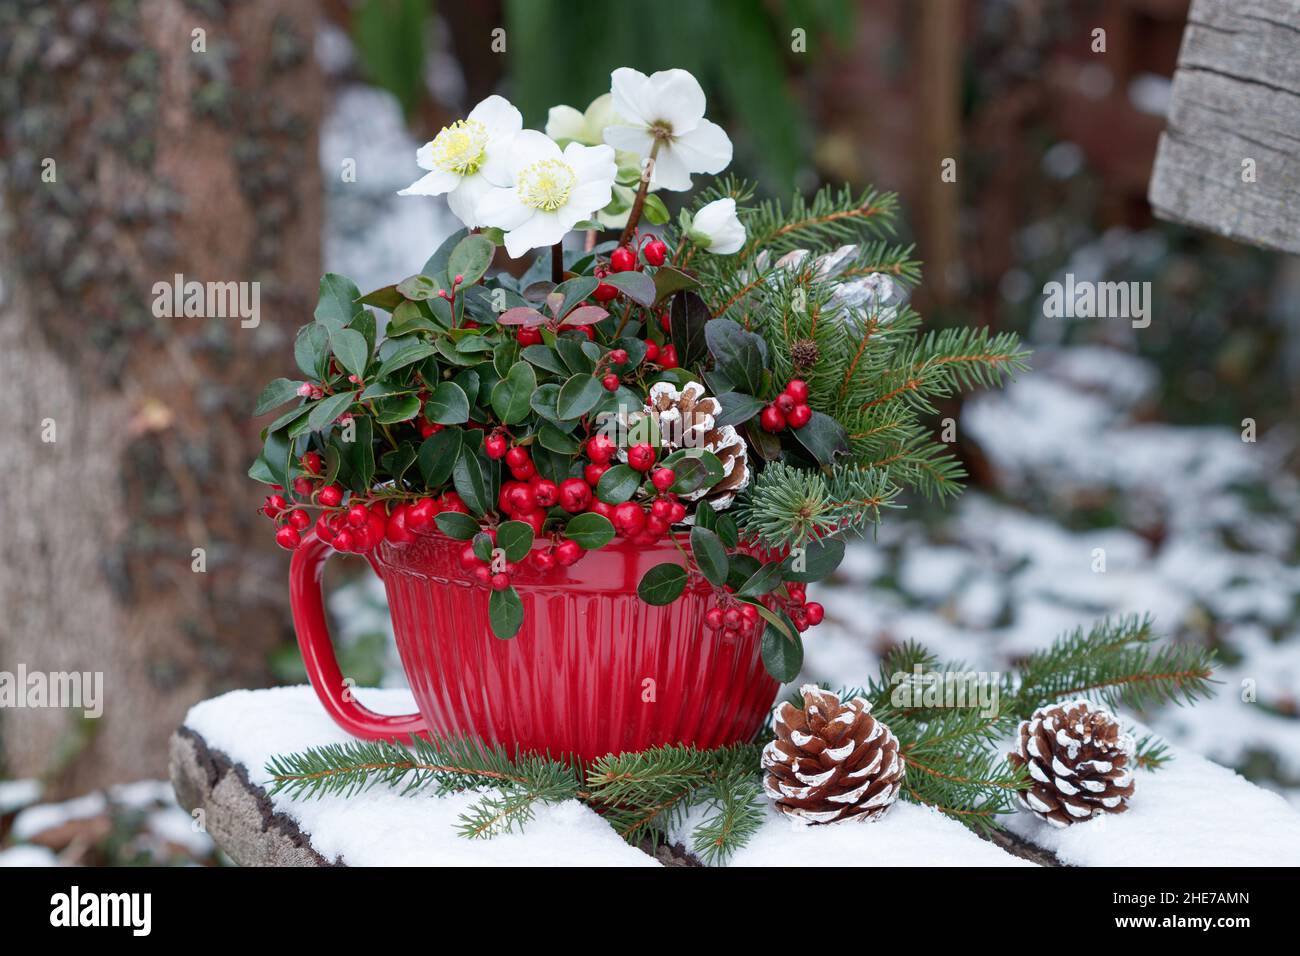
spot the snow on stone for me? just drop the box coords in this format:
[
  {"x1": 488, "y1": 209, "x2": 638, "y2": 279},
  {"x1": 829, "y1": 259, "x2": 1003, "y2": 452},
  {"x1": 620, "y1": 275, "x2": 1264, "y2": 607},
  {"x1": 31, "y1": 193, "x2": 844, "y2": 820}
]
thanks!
[
  {"x1": 670, "y1": 801, "x2": 1032, "y2": 868},
  {"x1": 1005, "y1": 744, "x2": 1300, "y2": 866},
  {"x1": 184, "y1": 686, "x2": 656, "y2": 867}
]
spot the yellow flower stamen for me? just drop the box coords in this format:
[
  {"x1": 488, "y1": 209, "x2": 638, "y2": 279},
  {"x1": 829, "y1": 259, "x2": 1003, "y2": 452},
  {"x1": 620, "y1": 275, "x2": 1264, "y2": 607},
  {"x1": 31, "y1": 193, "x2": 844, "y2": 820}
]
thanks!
[
  {"x1": 429, "y1": 119, "x2": 489, "y2": 176},
  {"x1": 517, "y1": 158, "x2": 577, "y2": 211}
]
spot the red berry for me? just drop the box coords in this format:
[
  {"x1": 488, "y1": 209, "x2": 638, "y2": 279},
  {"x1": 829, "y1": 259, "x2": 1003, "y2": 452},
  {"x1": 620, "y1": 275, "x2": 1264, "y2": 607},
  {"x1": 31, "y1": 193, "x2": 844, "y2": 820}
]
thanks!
[
  {"x1": 645, "y1": 515, "x2": 668, "y2": 538},
  {"x1": 586, "y1": 434, "x2": 616, "y2": 464},
  {"x1": 613, "y1": 502, "x2": 646, "y2": 536},
  {"x1": 741, "y1": 603, "x2": 760, "y2": 623},
  {"x1": 485, "y1": 434, "x2": 509, "y2": 459},
  {"x1": 705, "y1": 608, "x2": 724, "y2": 630},
  {"x1": 533, "y1": 480, "x2": 559, "y2": 508},
  {"x1": 659, "y1": 344, "x2": 678, "y2": 369},
  {"x1": 609, "y1": 348, "x2": 628, "y2": 365},
  {"x1": 594, "y1": 282, "x2": 618, "y2": 302},
  {"x1": 775, "y1": 393, "x2": 796, "y2": 414},
  {"x1": 460, "y1": 543, "x2": 481, "y2": 569},
  {"x1": 505, "y1": 447, "x2": 530, "y2": 469},
  {"x1": 669, "y1": 502, "x2": 687, "y2": 523},
  {"x1": 302, "y1": 451, "x2": 323, "y2": 475},
  {"x1": 759, "y1": 404, "x2": 786, "y2": 433},
  {"x1": 315, "y1": 513, "x2": 337, "y2": 541},
  {"x1": 585, "y1": 462, "x2": 610, "y2": 487},
  {"x1": 784, "y1": 379, "x2": 809, "y2": 404},
  {"x1": 364, "y1": 511, "x2": 387, "y2": 548},
  {"x1": 644, "y1": 239, "x2": 667, "y2": 266},
  {"x1": 517, "y1": 509, "x2": 546, "y2": 534},
  {"x1": 627, "y1": 443, "x2": 656, "y2": 472},
  {"x1": 263, "y1": 493, "x2": 287, "y2": 518},
  {"x1": 723, "y1": 608, "x2": 741, "y2": 627},
  {"x1": 650, "y1": 468, "x2": 676, "y2": 492},
  {"x1": 385, "y1": 505, "x2": 416, "y2": 545},
  {"x1": 507, "y1": 484, "x2": 537, "y2": 514},
  {"x1": 651, "y1": 498, "x2": 674, "y2": 520},
  {"x1": 490, "y1": 573, "x2": 511, "y2": 591},
  {"x1": 287, "y1": 508, "x2": 311, "y2": 530},
  {"x1": 293, "y1": 476, "x2": 315, "y2": 497},
  {"x1": 804, "y1": 602, "x2": 825, "y2": 626},
  {"x1": 587, "y1": 500, "x2": 616, "y2": 520},
  {"x1": 275, "y1": 526, "x2": 301, "y2": 550},
  {"x1": 659, "y1": 312, "x2": 672, "y2": 333},
  {"x1": 418, "y1": 419, "x2": 439, "y2": 438},
  {"x1": 516, "y1": 327, "x2": 543, "y2": 347},
  {"x1": 555, "y1": 539, "x2": 583, "y2": 566},
  {"x1": 440, "y1": 491, "x2": 469, "y2": 514},
  {"x1": 786, "y1": 583, "x2": 807, "y2": 605},
  {"x1": 347, "y1": 503, "x2": 369, "y2": 527},
  {"x1": 532, "y1": 549, "x2": 556, "y2": 571},
  {"x1": 644, "y1": 342, "x2": 659, "y2": 363},
  {"x1": 332, "y1": 529, "x2": 355, "y2": 552},
  {"x1": 602, "y1": 373, "x2": 620, "y2": 392},
  {"x1": 318, "y1": 485, "x2": 343, "y2": 508},
  {"x1": 610, "y1": 246, "x2": 636, "y2": 272},
  {"x1": 559, "y1": 478, "x2": 591, "y2": 513},
  {"x1": 510, "y1": 459, "x2": 536, "y2": 481},
  {"x1": 474, "y1": 565, "x2": 492, "y2": 585},
  {"x1": 407, "y1": 498, "x2": 436, "y2": 529},
  {"x1": 786, "y1": 403, "x2": 812, "y2": 429}
]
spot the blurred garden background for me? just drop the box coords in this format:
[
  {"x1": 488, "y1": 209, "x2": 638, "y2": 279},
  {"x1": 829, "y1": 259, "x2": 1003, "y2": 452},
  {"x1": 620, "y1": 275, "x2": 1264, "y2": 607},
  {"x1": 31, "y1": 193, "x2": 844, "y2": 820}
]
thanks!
[{"x1": 1, "y1": 0, "x2": 1296, "y2": 865}]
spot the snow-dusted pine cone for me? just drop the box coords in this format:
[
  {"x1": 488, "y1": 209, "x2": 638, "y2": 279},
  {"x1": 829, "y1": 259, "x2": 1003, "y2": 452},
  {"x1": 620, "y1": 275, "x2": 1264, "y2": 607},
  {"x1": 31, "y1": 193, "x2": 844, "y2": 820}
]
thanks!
[
  {"x1": 627, "y1": 381, "x2": 749, "y2": 510},
  {"x1": 762, "y1": 684, "x2": 904, "y2": 825},
  {"x1": 1007, "y1": 699, "x2": 1136, "y2": 828}
]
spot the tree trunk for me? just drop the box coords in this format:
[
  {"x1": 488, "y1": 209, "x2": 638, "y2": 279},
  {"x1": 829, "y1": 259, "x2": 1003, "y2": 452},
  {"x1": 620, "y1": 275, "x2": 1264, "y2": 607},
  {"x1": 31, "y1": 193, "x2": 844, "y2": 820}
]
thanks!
[{"x1": 0, "y1": 0, "x2": 324, "y2": 795}]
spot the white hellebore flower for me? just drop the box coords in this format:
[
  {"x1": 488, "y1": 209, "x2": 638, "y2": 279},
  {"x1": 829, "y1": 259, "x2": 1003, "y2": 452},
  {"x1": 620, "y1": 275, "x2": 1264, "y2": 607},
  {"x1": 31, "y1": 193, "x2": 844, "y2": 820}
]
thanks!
[
  {"x1": 689, "y1": 198, "x2": 746, "y2": 255},
  {"x1": 603, "y1": 67, "x2": 732, "y2": 191},
  {"x1": 476, "y1": 130, "x2": 616, "y2": 258},
  {"x1": 546, "y1": 93, "x2": 648, "y2": 229},
  {"x1": 398, "y1": 95, "x2": 521, "y2": 228}
]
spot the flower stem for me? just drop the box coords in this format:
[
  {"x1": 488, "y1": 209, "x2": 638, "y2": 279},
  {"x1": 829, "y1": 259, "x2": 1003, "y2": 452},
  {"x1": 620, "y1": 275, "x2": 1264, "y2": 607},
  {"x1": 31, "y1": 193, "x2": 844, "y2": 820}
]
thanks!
[
  {"x1": 551, "y1": 242, "x2": 564, "y2": 284},
  {"x1": 618, "y1": 138, "x2": 662, "y2": 248}
]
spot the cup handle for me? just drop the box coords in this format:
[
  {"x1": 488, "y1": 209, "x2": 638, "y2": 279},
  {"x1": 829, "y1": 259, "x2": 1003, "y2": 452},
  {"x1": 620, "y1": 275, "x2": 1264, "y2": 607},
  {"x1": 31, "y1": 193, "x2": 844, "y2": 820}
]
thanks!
[{"x1": 289, "y1": 531, "x2": 427, "y2": 740}]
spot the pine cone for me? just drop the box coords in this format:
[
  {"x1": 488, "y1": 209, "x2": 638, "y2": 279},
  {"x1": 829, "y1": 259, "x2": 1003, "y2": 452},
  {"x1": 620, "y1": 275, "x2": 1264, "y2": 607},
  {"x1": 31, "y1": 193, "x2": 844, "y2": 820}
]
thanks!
[
  {"x1": 762, "y1": 684, "x2": 904, "y2": 825},
  {"x1": 629, "y1": 381, "x2": 749, "y2": 510},
  {"x1": 1007, "y1": 699, "x2": 1136, "y2": 828}
]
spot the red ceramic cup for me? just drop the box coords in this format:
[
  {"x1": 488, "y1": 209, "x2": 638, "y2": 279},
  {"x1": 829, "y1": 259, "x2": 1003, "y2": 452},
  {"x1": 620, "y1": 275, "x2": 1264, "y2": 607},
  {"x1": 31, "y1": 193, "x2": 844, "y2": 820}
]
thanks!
[{"x1": 289, "y1": 527, "x2": 779, "y2": 763}]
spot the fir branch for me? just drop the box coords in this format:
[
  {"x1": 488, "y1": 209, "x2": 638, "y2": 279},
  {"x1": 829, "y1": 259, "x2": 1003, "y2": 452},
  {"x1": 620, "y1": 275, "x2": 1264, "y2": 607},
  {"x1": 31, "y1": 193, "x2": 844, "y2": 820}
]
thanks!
[{"x1": 734, "y1": 461, "x2": 902, "y2": 550}]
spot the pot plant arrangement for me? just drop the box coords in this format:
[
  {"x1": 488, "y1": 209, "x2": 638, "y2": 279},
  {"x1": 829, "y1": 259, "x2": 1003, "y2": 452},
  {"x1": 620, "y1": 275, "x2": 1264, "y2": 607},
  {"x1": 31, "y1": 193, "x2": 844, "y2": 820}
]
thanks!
[{"x1": 252, "y1": 69, "x2": 1216, "y2": 862}]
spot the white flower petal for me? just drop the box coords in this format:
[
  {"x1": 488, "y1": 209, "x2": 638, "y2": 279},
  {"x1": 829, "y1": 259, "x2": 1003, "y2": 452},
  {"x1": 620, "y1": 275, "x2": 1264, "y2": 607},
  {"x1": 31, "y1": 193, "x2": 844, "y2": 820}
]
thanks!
[
  {"x1": 610, "y1": 67, "x2": 654, "y2": 127},
  {"x1": 649, "y1": 147, "x2": 694, "y2": 191},
  {"x1": 566, "y1": 181, "x2": 613, "y2": 220},
  {"x1": 445, "y1": 172, "x2": 497, "y2": 227},
  {"x1": 414, "y1": 141, "x2": 436, "y2": 171},
  {"x1": 476, "y1": 187, "x2": 532, "y2": 231},
  {"x1": 692, "y1": 198, "x2": 746, "y2": 254},
  {"x1": 467, "y1": 94, "x2": 523, "y2": 140},
  {"x1": 503, "y1": 211, "x2": 565, "y2": 258},
  {"x1": 672, "y1": 118, "x2": 733, "y2": 175},
  {"x1": 506, "y1": 129, "x2": 563, "y2": 177},
  {"x1": 564, "y1": 142, "x2": 616, "y2": 180},
  {"x1": 397, "y1": 168, "x2": 460, "y2": 197},
  {"x1": 602, "y1": 124, "x2": 654, "y2": 158},
  {"x1": 645, "y1": 68, "x2": 707, "y2": 133},
  {"x1": 545, "y1": 105, "x2": 589, "y2": 143}
]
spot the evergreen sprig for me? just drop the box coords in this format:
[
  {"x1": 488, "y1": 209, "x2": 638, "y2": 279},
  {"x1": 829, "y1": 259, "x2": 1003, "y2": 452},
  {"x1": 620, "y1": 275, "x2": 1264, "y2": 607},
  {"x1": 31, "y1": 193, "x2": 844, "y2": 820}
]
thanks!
[
  {"x1": 264, "y1": 618, "x2": 1214, "y2": 859},
  {"x1": 733, "y1": 460, "x2": 901, "y2": 550}
]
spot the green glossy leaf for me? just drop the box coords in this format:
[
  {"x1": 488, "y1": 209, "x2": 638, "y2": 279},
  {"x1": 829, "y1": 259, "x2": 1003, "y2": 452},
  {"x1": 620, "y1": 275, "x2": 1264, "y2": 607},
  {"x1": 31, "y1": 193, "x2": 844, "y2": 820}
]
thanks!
[
  {"x1": 690, "y1": 526, "x2": 729, "y2": 587},
  {"x1": 497, "y1": 521, "x2": 535, "y2": 563},
  {"x1": 254, "y1": 378, "x2": 303, "y2": 416},
  {"x1": 306, "y1": 390, "x2": 357, "y2": 431},
  {"x1": 537, "y1": 423, "x2": 580, "y2": 454},
  {"x1": 716, "y1": 514, "x2": 739, "y2": 549},
  {"x1": 563, "y1": 512, "x2": 615, "y2": 550},
  {"x1": 490, "y1": 362, "x2": 536, "y2": 425},
  {"x1": 294, "y1": 324, "x2": 330, "y2": 380},
  {"x1": 739, "y1": 560, "x2": 783, "y2": 598},
  {"x1": 652, "y1": 266, "x2": 700, "y2": 305},
  {"x1": 330, "y1": 327, "x2": 369, "y2": 380},
  {"x1": 357, "y1": 284, "x2": 404, "y2": 312},
  {"x1": 637, "y1": 563, "x2": 688, "y2": 605},
  {"x1": 556, "y1": 373, "x2": 603, "y2": 420},
  {"x1": 418, "y1": 427, "x2": 462, "y2": 487},
  {"x1": 472, "y1": 531, "x2": 495, "y2": 563},
  {"x1": 595, "y1": 464, "x2": 642, "y2": 504},
  {"x1": 715, "y1": 391, "x2": 764, "y2": 428},
  {"x1": 521, "y1": 345, "x2": 568, "y2": 376},
  {"x1": 704, "y1": 318, "x2": 766, "y2": 395},
  {"x1": 447, "y1": 234, "x2": 495, "y2": 287},
  {"x1": 421, "y1": 227, "x2": 469, "y2": 284},
  {"x1": 315, "y1": 273, "x2": 363, "y2": 330},
  {"x1": 373, "y1": 394, "x2": 421, "y2": 424},
  {"x1": 781, "y1": 536, "x2": 847, "y2": 583},
  {"x1": 488, "y1": 587, "x2": 524, "y2": 639},
  {"x1": 603, "y1": 270, "x2": 655, "y2": 307},
  {"x1": 375, "y1": 341, "x2": 437, "y2": 380},
  {"x1": 669, "y1": 290, "x2": 709, "y2": 368},
  {"x1": 642, "y1": 193, "x2": 670, "y2": 225},
  {"x1": 435, "y1": 511, "x2": 479, "y2": 540},
  {"x1": 761, "y1": 620, "x2": 803, "y2": 682},
  {"x1": 530, "y1": 383, "x2": 562, "y2": 422},
  {"x1": 452, "y1": 450, "x2": 490, "y2": 515},
  {"x1": 426, "y1": 381, "x2": 470, "y2": 424},
  {"x1": 791, "y1": 410, "x2": 851, "y2": 466},
  {"x1": 551, "y1": 276, "x2": 598, "y2": 315}
]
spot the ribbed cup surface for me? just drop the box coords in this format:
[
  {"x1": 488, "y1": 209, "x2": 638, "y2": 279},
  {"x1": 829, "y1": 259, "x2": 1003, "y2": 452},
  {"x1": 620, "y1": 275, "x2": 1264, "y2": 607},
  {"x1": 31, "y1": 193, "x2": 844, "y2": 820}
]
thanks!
[{"x1": 373, "y1": 531, "x2": 779, "y2": 763}]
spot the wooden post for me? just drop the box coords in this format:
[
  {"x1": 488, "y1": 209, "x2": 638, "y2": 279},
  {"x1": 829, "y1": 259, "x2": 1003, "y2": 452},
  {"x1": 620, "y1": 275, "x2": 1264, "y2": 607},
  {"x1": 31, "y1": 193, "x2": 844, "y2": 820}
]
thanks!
[{"x1": 1148, "y1": 0, "x2": 1300, "y2": 253}]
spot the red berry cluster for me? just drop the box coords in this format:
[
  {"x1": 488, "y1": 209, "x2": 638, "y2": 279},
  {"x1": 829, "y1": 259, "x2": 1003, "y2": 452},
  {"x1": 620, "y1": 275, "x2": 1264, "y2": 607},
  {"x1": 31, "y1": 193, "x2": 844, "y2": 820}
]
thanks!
[
  {"x1": 759, "y1": 582, "x2": 825, "y2": 632},
  {"x1": 457, "y1": 528, "x2": 517, "y2": 591},
  {"x1": 704, "y1": 597, "x2": 762, "y2": 640},
  {"x1": 531, "y1": 538, "x2": 583, "y2": 571},
  {"x1": 490, "y1": 439, "x2": 552, "y2": 534},
  {"x1": 760, "y1": 379, "x2": 812, "y2": 433}
]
